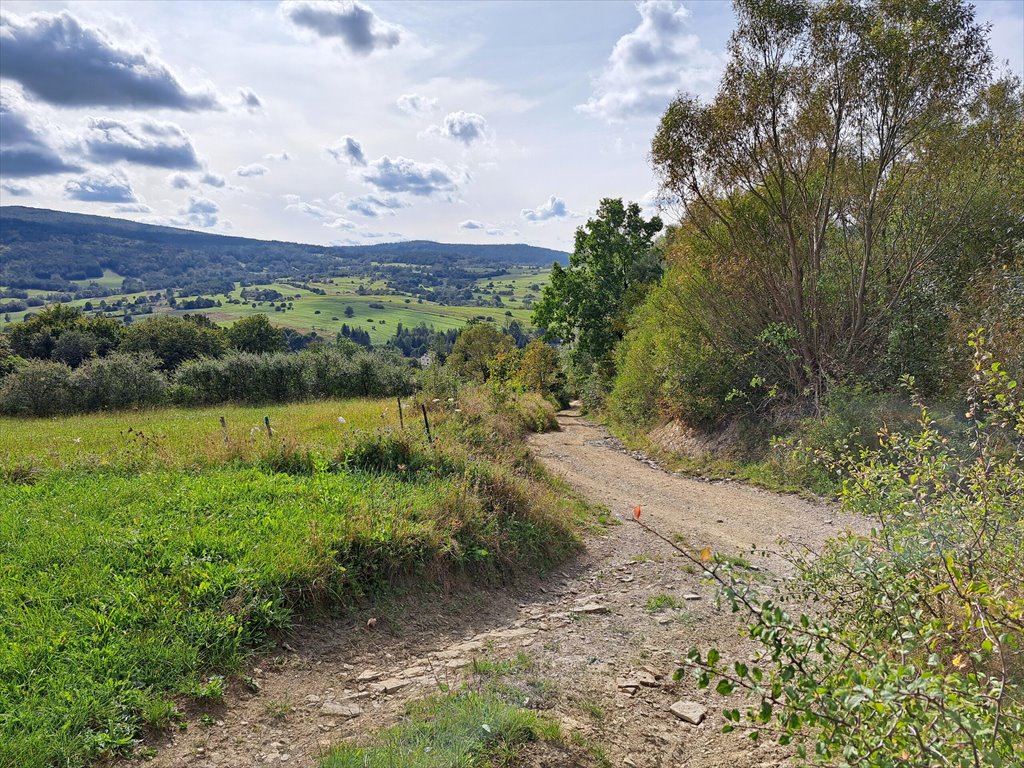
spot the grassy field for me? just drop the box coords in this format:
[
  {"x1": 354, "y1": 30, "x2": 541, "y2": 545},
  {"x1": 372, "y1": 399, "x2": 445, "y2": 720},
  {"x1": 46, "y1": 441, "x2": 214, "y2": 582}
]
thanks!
[
  {"x1": 1, "y1": 267, "x2": 551, "y2": 344},
  {"x1": 0, "y1": 394, "x2": 587, "y2": 768}
]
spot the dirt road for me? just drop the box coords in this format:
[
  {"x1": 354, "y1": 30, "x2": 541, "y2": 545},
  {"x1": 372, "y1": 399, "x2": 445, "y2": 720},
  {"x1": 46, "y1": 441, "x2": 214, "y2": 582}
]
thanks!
[{"x1": 141, "y1": 410, "x2": 857, "y2": 767}]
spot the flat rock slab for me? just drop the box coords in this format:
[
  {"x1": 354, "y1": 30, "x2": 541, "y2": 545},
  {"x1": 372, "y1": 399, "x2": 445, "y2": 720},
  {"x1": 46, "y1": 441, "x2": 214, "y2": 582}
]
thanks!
[
  {"x1": 371, "y1": 678, "x2": 411, "y2": 695},
  {"x1": 571, "y1": 603, "x2": 609, "y2": 614},
  {"x1": 320, "y1": 702, "x2": 362, "y2": 719},
  {"x1": 669, "y1": 700, "x2": 707, "y2": 725}
]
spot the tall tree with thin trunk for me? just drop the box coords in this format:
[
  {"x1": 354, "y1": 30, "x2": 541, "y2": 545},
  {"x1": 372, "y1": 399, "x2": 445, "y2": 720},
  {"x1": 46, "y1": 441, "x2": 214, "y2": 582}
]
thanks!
[{"x1": 651, "y1": 0, "x2": 996, "y2": 403}]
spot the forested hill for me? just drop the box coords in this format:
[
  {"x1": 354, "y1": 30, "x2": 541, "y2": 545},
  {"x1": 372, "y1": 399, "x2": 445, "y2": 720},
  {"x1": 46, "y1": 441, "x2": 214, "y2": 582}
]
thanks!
[{"x1": 0, "y1": 206, "x2": 567, "y2": 293}]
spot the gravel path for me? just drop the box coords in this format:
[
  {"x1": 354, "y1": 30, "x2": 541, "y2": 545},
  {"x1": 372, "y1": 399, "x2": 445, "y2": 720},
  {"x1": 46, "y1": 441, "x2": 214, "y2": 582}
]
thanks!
[{"x1": 137, "y1": 409, "x2": 859, "y2": 767}]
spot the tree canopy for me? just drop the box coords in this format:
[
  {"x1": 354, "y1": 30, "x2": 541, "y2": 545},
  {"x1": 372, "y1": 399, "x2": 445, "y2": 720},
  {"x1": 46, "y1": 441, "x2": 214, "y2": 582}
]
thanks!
[
  {"x1": 533, "y1": 198, "x2": 663, "y2": 391},
  {"x1": 649, "y1": 0, "x2": 1018, "y2": 404}
]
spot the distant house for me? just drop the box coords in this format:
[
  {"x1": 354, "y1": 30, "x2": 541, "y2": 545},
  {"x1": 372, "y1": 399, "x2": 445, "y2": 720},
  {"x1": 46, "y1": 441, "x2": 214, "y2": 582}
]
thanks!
[{"x1": 419, "y1": 352, "x2": 433, "y2": 369}]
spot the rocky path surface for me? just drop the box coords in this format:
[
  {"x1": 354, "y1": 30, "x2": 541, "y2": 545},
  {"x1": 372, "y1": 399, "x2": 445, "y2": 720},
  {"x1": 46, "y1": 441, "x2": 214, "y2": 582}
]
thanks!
[{"x1": 140, "y1": 410, "x2": 859, "y2": 767}]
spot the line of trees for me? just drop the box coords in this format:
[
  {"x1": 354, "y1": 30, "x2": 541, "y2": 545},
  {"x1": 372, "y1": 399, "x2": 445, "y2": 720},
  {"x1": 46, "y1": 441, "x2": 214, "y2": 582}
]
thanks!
[
  {"x1": 0, "y1": 308, "x2": 416, "y2": 416},
  {"x1": 536, "y1": 0, "x2": 1022, "y2": 431}
]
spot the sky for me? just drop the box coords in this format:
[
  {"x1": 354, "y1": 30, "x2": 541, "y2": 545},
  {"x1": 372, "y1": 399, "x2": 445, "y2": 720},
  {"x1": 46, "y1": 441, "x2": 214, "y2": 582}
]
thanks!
[{"x1": 1, "y1": 1, "x2": 1022, "y2": 251}]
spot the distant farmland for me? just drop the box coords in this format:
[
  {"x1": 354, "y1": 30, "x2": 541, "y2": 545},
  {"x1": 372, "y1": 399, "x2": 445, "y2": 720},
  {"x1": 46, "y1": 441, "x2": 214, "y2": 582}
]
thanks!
[{"x1": 1, "y1": 267, "x2": 551, "y2": 344}]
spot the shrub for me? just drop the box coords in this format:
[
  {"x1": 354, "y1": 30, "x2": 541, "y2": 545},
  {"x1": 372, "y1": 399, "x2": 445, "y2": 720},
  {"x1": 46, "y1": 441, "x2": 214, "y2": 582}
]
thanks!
[
  {"x1": 0, "y1": 360, "x2": 74, "y2": 416},
  {"x1": 69, "y1": 352, "x2": 167, "y2": 411},
  {"x1": 171, "y1": 348, "x2": 415, "y2": 406},
  {"x1": 609, "y1": 267, "x2": 742, "y2": 428},
  {"x1": 685, "y1": 335, "x2": 1024, "y2": 766}
]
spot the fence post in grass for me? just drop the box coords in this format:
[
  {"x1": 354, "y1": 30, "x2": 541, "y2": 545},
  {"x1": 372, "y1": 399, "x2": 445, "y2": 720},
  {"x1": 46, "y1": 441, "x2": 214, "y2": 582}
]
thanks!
[
  {"x1": 220, "y1": 416, "x2": 229, "y2": 443},
  {"x1": 420, "y1": 403, "x2": 432, "y2": 444},
  {"x1": 397, "y1": 397, "x2": 404, "y2": 430},
  {"x1": 264, "y1": 415, "x2": 273, "y2": 439}
]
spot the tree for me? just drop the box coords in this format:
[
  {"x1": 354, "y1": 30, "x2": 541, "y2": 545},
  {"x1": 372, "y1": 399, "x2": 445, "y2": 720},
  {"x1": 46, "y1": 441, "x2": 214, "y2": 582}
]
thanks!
[
  {"x1": 533, "y1": 198, "x2": 663, "y2": 389},
  {"x1": 121, "y1": 315, "x2": 226, "y2": 371},
  {"x1": 7, "y1": 305, "x2": 123, "y2": 363},
  {"x1": 650, "y1": 0, "x2": 997, "y2": 403},
  {"x1": 225, "y1": 314, "x2": 287, "y2": 354},
  {"x1": 516, "y1": 340, "x2": 565, "y2": 401},
  {"x1": 344, "y1": 306, "x2": 355, "y2": 318},
  {"x1": 446, "y1": 323, "x2": 516, "y2": 383}
]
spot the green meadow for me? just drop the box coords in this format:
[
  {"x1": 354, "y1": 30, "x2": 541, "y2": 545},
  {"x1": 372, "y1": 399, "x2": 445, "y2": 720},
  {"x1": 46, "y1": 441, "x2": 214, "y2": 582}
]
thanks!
[
  {"x1": 0, "y1": 394, "x2": 586, "y2": 768},
  {"x1": 1, "y1": 267, "x2": 551, "y2": 345}
]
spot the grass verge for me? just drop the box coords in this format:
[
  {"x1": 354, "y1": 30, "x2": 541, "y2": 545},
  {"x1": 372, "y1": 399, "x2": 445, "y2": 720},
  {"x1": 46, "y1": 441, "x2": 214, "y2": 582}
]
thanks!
[{"x1": 0, "y1": 392, "x2": 594, "y2": 767}]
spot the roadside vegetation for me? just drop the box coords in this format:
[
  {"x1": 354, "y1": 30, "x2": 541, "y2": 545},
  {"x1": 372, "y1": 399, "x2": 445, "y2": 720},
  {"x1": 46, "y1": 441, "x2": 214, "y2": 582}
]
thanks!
[
  {"x1": 523, "y1": 0, "x2": 1023, "y2": 762},
  {"x1": 0, "y1": 362, "x2": 588, "y2": 767}
]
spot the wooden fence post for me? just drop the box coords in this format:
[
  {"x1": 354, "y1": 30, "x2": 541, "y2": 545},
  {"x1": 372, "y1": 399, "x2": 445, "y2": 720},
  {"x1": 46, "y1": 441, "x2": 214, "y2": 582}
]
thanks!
[
  {"x1": 220, "y1": 416, "x2": 229, "y2": 443},
  {"x1": 264, "y1": 415, "x2": 273, "y2": 439},
  {"x1": 397, "y1": 398, "x2": 404, "y2": 430},
  {"x1": 420, "y1": 403, "x2": 432, "y2": 444}
]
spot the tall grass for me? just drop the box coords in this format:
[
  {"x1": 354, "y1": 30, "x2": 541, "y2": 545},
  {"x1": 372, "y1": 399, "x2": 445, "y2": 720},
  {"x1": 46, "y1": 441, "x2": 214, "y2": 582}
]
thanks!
[{"x1": 0, "y1": 394, "x2": 587, "y2": 768}]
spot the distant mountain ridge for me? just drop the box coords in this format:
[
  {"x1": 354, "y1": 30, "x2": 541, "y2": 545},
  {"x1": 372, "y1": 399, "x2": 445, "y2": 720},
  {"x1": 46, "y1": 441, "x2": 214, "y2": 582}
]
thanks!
[{"x1": 0, "y1": 206, "x2": 568, "y2": 294}]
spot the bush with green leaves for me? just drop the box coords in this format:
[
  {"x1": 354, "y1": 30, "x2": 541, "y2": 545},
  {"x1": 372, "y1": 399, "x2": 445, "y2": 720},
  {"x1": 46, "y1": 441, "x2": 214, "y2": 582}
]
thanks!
[
  {"x1": 69, "y1": 352, "x2": 167, "y2": 412},
  {"x1": 684, "y1": 334, "x2": 1023, "y2": 766},
  {"x1": 171, "y1": 347, "x2": 415, "y2": 406},
  {"x1": 0, "y1": 359, "x2": 75, "y2": 416}
]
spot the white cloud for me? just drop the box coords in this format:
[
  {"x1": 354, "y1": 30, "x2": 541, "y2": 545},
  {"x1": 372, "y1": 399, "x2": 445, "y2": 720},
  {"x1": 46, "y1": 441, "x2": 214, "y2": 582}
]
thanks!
[
  {"x1": 342, "y1": 193, "x2": 409, "y2": 217},
  {"x1": 167, "y1": 172, "x2": 194, "y2": 189},
  {"x1": 281, "y1": 1, "x2": 401, "y2": 55},
  {"x1": 360, "y1": 155, "x2": 462, "y2": 197},
  {"x1": 235, "y1": 163, "x2": 270, "y2": 177},
  {"x1": 84, "y1": 117, "x2": 200, "y2": 169},
  {"x1": 0, "y1": 85, "x2": 81, "y2": 177},
  {"x1": 326, "y1": 136, "x2": 366, "y2": 166},
  {"x1": 0, "y1": 9, "x2": 220, "y2": 110},
  {"x1": 1, "y1": 181, "x2": 33, "y2": 197},
  {"x1": 238, "y1": 88, "x2": 264, "y2": 112},
  {"x1": 65, "y1": 170, "x2": 137, "y2": 203},
  {"x1": 521, "y1": 195, "x2": 574, "y2": 222},
  {"x1": 181, "y1": 196, "x2": 220, "y2": 227},
  {"x1": 201, "y1": 171, "x2": 226, "y2": 188},
  {"x1": 264, "y1": 151, "x2": 292, "y2": 162},
  {"x1": 284, "y1": 196, "x2": 357, "y2": 229},
  {"x1": 459, "y1": 219, "x2": 484, "y2": 230},
  {"x1": 396, "y1": 93, "x2": 438, "y2": 116},
  {"x1": 577, "y1": 0, "x2": 723, "y2": 123},
  {"x1": 424, "y1": 111, "x2": 491, "y2": 145}
]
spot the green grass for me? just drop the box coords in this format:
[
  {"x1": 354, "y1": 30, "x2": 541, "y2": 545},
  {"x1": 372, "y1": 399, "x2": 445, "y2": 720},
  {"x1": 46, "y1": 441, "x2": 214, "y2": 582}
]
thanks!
[
  {"x1": 0, "y1": 395, "x2": 589, "y2": 768},
  {"x1": 319, "y1": 692, "x2": 559, "y2": 768},
  {"x1": 1, "y1": 269, "x2": 551, "y2": 344},
  {"x1": 643, "y1": 593, "x2": 683, "y2": 613},
  {"x1": 0, "y1": 398, "x2": 402, "y2": 473}
]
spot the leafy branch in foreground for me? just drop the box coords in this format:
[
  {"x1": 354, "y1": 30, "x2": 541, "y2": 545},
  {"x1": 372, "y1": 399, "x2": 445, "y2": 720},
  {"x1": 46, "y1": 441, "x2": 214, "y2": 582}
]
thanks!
[{"x1": 681, "y1": 332, "x2": 1024, "y2": 766}]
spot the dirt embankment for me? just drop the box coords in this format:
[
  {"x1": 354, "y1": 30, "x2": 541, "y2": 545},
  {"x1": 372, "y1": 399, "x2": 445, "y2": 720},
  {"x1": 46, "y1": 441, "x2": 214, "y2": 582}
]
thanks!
[{"x1": 139, "y1": 409, "x2": 860, "y2": 768}]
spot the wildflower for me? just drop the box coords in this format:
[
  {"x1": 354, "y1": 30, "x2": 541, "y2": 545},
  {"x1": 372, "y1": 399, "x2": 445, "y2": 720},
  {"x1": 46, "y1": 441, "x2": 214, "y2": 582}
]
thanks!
[{"x1": 337, "y1": 416, "x2": 347, "y2": 424}]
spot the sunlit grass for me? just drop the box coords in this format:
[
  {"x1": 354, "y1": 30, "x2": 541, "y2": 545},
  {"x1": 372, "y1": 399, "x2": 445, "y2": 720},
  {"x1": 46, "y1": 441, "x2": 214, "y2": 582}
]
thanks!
[
  {"x1": 0, "y1": 394, "x2": 589, "y2": 768},
  {"x1": 0, "y1": 398, "x2": 401, "y2": 472},
  {"x1": 320, "y1": 693, "x2": 560, "y2": 768}
]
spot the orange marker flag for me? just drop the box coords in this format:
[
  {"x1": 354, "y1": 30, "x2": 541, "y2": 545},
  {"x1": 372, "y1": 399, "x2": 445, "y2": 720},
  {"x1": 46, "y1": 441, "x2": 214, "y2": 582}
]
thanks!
[{"x1": 633, "y1": 505, "x2": 642, "y2": 520}]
